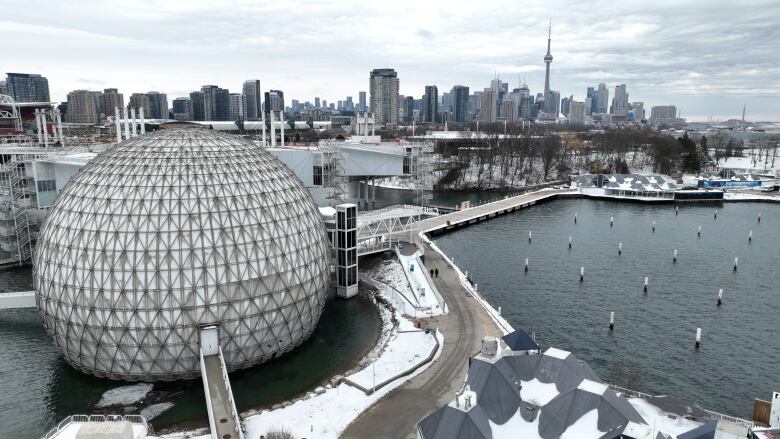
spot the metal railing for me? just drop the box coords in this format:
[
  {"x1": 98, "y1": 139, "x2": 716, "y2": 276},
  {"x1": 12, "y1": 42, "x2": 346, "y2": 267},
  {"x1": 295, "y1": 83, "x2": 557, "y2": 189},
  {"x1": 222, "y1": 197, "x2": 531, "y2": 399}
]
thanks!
[
  {"x1": 42, "y1": 414, "x2": 150, "y2": 439},
  {"x1": 217, "y1": 344, "x2": 245, "y2": 439}
]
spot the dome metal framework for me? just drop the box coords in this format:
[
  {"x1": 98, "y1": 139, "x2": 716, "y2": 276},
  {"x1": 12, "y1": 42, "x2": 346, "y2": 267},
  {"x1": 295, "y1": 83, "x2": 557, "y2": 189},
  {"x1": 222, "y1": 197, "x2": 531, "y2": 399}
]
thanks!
[{"x1": 33, "y1": 128, "x2": 330, "y2": 381}]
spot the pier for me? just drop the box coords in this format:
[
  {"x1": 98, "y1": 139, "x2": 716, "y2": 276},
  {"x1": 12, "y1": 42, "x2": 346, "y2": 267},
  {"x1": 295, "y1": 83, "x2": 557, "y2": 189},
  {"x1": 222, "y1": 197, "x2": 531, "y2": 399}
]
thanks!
[{"x1": 419, "y1": 188, "x2": 578, "y2": 234}]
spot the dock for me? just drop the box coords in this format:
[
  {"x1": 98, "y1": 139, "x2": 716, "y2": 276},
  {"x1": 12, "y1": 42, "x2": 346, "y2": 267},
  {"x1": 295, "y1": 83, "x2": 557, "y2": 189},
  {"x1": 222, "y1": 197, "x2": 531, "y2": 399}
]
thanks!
[{"x1": 419, "y1": 188, "x2": 579, "y2": 235}]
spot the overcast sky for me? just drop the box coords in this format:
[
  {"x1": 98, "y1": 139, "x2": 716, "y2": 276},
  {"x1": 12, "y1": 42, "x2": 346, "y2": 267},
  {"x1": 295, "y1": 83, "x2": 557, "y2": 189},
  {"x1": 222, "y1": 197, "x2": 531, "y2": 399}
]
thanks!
[{"x1": 2, "y1": 0, "x2": 779, "y2": 121}]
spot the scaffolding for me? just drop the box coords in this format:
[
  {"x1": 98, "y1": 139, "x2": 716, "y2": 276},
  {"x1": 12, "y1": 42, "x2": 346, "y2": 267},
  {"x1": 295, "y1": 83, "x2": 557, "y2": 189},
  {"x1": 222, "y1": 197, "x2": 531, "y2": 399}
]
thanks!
[
  {"x1": 322, "y1": 140, "x2": 348, "y2": 204},
  {"x1": 0, "y1": 152, "x2": 36, "y2": 264}
]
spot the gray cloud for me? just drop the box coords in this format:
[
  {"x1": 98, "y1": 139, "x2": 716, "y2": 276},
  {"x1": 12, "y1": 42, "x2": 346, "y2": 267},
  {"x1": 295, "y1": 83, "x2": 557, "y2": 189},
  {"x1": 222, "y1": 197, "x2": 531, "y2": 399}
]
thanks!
[{"x1": 1, "y1": 0, "x2": 778, "y2": 120}]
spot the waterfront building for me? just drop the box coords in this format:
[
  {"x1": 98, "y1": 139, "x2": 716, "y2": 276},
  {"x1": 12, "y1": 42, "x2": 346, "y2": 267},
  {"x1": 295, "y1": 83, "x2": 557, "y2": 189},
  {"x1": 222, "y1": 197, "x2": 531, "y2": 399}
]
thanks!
[
  {"x1": 229, "y1": 92, "x2": 245, "y2": 121},
  {"x1": 5, "y1": 72, "x2": 50, "y2": 102},
  {"x1": 650, "y1": 105, "x2": 678, "y2": 124},
  {"x1": 146, "y1": 91, "x2": 168, "y2": 119},
  {"x1": 369, "y1": 68, "x2": 399, "y2": 126},
  {"x1": 172, "y1": 97, "x2": 191, "y2": 121},
  {"x1": 264, "y1": 89, "x2": 285, "y2": 113},
  {"x1": 128, "y1": 93, "x2": 150, "y2": 113},
  {"x1": 452, "y1": 85, "x2": 469, "y2": 123},
  {"x1": 242, "y1": 79, "x2": 262, "y2": 120},
  {"x1": 100, "y1": 88, "x2": 124, "y2": 118},
  {"x1": 33, "y1": 128, "x2": 330, "y2": 381},
  {"x1": 423, "y1": 85, "x2": 438, "y2": 123},
  {"x1": 479, "y1": 88, "x2": 497, "y2": 122},
  {"x1": 65, "y1": 90, "x2": 99, "y2": 124},
  {"x1": 189, "y1": 91, "x2": 206, "y2": 121}
]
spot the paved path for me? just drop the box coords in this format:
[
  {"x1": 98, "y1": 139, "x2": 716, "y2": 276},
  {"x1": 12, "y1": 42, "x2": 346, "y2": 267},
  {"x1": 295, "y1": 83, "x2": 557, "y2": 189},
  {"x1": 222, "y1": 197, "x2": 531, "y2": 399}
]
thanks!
[
  {"x1": 203, "y1": 355, "x2": 241, "y2": 439},
  {"x1": 342, "y1": 242, "x2": 503, "y2": 439}
]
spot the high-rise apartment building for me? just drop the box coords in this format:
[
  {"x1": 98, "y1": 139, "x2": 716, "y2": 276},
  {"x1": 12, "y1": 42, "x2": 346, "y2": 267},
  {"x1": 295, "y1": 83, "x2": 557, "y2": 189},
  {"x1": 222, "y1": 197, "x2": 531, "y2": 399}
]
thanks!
[
  {"x1": 499, "y1": 100, "x2": 515, "y2": 121},
  {"x1": 451, "y1": 85, "x2": 469, "y2": 123},
  {"x1": 101, "y1": 88, "x2": 124, "y2": 117},
  {"x1": 630, "y1": 102, "x2": 645, "y2": 121},
  {"x1": 6, "y1": 72, "x2": 50, "y2": 102},
  {"x1": 358, "y1": 91, "x2": 366, "y2": 112},
  {"x1": 569, "y1": 101, "x2": 586, "y2": 125},
  {"x1": 586, "y1": 87, "x2": 597, "y2": 115},
  {"x1": 369, "y1": 68, "x2": 399, "y2": 126},
  {"x1": 65, "y1": 90, "x2": 100, "y2": 124},
  {"x1": 543, "y1": 90, "x2": 560, "y2": 116},
  {"x1": 610, "y1": 84, "x2": 629, "y2": 117},
  {"x1": 242, "y1": 80, "x2": 262, "y2": 120},
  {"x1": 478, "y1": 88, "x2": 497, "y2": 122},
  {"x1": 314, "y1": 97, "x2": 321, "y2": 108},
  {"x1": 189, "y1": 91, "x2": 205, "y2": 121},
  {"x1": 128, "y1": 93, "x2": 150, "y2": 113},
  {"x1": 402, "y1": 96, "x2": 415, "y2": 124},
  {"x1": 650, "y1": 105, "x2": 678, "y2": 124},
  {"x1": 146, "y1": 91, "x2": 169, "y2": 119},
  {"x1": 202, "y1": 85, "x2": 230, "y2": 121},
  {"x1": 229, "y1": 93, "x2": 245, "y2": 120},
  {"x1": 422, "y1": 85, "x2": 438, "y2": 123},
  {"x1": 264, "y1": 90, "x2": 284, "y2": 113},
  {"x1": 519, "y1": 95, "x2": 535, "y2": 120},
  {"x1": 561, "y1": 96, "x2": 572, "y2": 117},
  {"x1": 172, "y1": 97, "x2": 191, "y2": 121}
]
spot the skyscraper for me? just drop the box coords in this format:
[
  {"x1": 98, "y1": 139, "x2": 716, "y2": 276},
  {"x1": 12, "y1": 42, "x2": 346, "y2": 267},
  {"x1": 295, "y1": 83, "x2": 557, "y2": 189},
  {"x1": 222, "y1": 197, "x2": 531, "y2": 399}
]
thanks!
[
  {"x1": 543, "y1": 90, "x2": 560, "y2": 116},
  {"x1": 369, "y1": 68, "x2": 399, "y2": 126},
  {"x1": 630, "y1": 102, "x2": 645, "y2": 121},
  {"x1": 402, "y1": 96, "x2": 415, "y2": 124},
  {"x1": 650, "y1": 105, "x2": 677, "y2": 124},
  {"x1": 146, "y1": 91, "x2": 169, "y2": 119},
  {"x1": 610, "y1": 84, "x2": 629, "y2": 117},
  {"x1": 65, "y1": 90, "x2": 99, "y2": 124},
  {"x1": 423, "y1": 85, "x2": 438, "y2": 123},
  {"x1": 452, "y1": 85, "x2": 469, "y2": 123},
  {"x1": 264, "y1": 90, "x2": 284, "y2": 113},
  {"x1": 202, "y1": 85, "x2": 230, "y2": 121},
  {"x1": 242, "y1": 80, "x2": 262, "y2": 120},
  {"x1": 597, "y1": 83, "x2": 609, "y2": 114},
  {"x1": 561, "y1": 96, "x2": 571, "y2": 117},
  {"x1": 543, "y1": 21, "x2": 553, "y2": 96},
  {"x1": 478, "y1": 88, "x2": 496, "y2": 122},
  {"x1": 569, "y1": 101, "x2": 586, "y2": 125},
  {"x1": 6, "y1": 72, "x2": 50, "y2": 102},
  {"x1": 314, "y1": 97, "x2": 321, "y2": 108},
  {"x1": 128, "y1": 93, "x2": 150, "y2": 113},
  {"x1": 172, "y1": 97, "x2": 191, "y2": 121},
  {"x1": 101, "y1": 88, "x2": 124, "y2": 117},
  {"x1": 358, "y1": 91, "x2": 366, "y2": 112},
  {"x1": 229, "y1": 93, "x2": 245, "y2": 121},
  {"x1": 189, "y1": 91, "x2": 205, "y2": 121}
]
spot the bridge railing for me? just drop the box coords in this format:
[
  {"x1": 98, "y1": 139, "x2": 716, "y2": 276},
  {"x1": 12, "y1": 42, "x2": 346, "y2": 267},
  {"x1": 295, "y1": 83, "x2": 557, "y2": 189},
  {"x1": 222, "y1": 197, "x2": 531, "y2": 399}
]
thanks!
[
  {"x1": 217, "y1": 344, "x2": 245, "y2": 439},
  {"x1": 199, "y1": 348, "x2": 219, "y2": 439},
  {"x1": 42, "y1": 414, "x2": 150, "y2": 439}
]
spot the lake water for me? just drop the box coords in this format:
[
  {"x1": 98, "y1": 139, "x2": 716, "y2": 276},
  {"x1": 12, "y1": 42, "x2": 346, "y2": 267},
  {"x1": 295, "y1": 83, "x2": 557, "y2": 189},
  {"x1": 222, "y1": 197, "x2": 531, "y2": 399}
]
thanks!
[{"x1": 435, "y1": 198, "x2": 779, "y2": 418}]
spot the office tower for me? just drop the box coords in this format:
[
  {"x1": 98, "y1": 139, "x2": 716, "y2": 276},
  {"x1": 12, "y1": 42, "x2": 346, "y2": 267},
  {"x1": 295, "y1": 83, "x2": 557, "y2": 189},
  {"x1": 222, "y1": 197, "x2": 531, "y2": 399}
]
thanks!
[
  {"x1": 469, "y1": 92, "x2": 482, "y2": 116},
  {"x1": 101, "y1": 88, "x2": 124, "y2": 117},
  {"x1": 610, "y1": 84, "x2": 628, "y2": 117},
  {"x1": 189, "y1": 91, "x2": 206, "y2": 121},
  {"x1": 242, "y1": 80, "x2": 262, "y2": 120},
  {"x1": 543, "y1": 90, "x2": 560, "y2": 116},
  {"x1": 402, "y1": 96, "x2": 415, "y2": 124},
  {"x1": 569, "y1": 101, "x2": 586, "y2": 125},
  {"x1": 322, "y1": 99, "x2": 328, "y2": 109},
  {"x1": 65, "y1": 90, "x2": 100, "y2": 124},
  {"x1": 499, "y1": 100, "x2": 515, "y2": 121},
  {"x1": 369, "y1": 68, "x2": 399, "y2": 126},
  {"x1": 519, "y1": 95, "x2": 535, "y2": 119},
  {"x1": 543, "y1": 22, "x2": 553, "y2": 95},
  {"x1": 650, "y1": 105, "x2": 677, "y2": 124},
  {"x1": 337, "y1": 100, "x2": 343, "y2": 110},
  {"x1": 314, "y1": 97, "x2": 321, "y2": 108},
  {"x1": 6, "y1": 72, "x2": 50, "y2": 102},
  {"x1": 264, "y1": 90, "x2": 284, "y2": 113},
  {"x1": 478, "y1": 88, "x2": 496, "y2": 122},
  {"x1": 597, "y1": 83, "x2": 609, "y2": 114},
  {"x1": 229, "y1": 93, "x2": 245, "y2": 120},
  {"x1": 172, "y1": 97, "x2": 191, "y2": 121},
  {"x1": 146, "y1": 91, "x2": 168, "y2": 119},
  {"x1": 586, "y1": 87, "x2": 597, "y2": 114},
  {"x1": 561, "y1": 95, "x2": 572, "y2": 117},
  {"x1": 451, "y1": 85, "x2": 469, "y2": 123},
  {"x1": 128, "y1": 93, "x2": 150, "y2": 112},
  {"x1": 358, "y1": 91, "x2": 366, "y2": 112},
  {"x1": 201, "y1": 85, "x2": 230, "y2": 121},
  {"x1": 423, "y1": 85, "x2": 438, "y2": 123},
  {"x1": 630, "y1": 102, "x2": 645, "y2": 121}
]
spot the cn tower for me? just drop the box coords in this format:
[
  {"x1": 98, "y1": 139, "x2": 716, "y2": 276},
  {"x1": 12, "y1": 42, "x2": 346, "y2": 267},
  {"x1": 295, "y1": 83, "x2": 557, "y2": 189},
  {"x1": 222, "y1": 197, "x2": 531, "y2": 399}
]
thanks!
[{"x1": 543, "y1": 20, "x2": 553, "y2": 95}]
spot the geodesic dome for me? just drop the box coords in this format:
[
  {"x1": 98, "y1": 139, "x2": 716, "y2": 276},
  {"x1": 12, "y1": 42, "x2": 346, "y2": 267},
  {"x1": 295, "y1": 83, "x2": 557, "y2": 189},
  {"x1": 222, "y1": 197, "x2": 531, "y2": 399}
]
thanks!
[{"x1": 33, "y1": 128, "x2": 330, "y2": 381}]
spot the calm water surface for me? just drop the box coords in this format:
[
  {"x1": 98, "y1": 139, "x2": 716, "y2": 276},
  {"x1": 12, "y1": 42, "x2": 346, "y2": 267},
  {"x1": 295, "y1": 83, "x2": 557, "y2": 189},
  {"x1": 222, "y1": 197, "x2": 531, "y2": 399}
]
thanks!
[{"x1": 436, "y1": 199, "x2": 779, "y2": 418}]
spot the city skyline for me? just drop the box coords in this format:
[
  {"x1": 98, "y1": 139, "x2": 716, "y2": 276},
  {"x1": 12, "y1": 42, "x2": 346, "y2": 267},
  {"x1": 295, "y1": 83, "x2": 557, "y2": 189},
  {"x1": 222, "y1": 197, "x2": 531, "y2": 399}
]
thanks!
[{"x1": 2, "y1": 0, "x2": 779, "y2": 121}]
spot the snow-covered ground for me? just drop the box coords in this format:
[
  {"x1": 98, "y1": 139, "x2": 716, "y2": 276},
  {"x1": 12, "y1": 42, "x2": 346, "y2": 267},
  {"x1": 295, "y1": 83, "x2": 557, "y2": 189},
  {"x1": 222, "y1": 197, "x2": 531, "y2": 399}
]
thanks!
[
  {"x1": 396, "y1": 249, "x2": 446, "y2": 317},
  {"x1": 140, "y1": 402, "x2": 175, "y2": 421},
  {"x1": 346, "y1": 331, "x2": 436, "y2": 390},
  {"x1": 724, "y1": 191, "x2": 780, "y2": 201},
  {"x1": 96, "y1": 383, "x2": 153, "y2": 408},
  {"x1": 370, "y1": 176, "x2": 420, "y2": 191}
]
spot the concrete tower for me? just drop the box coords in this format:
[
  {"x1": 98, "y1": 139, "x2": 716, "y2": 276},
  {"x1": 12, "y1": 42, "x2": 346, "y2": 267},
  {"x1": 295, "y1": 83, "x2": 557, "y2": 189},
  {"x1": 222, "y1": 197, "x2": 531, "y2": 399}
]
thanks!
[{"x1": 543, "y1": 20, "x2": 553, "y2": 95}]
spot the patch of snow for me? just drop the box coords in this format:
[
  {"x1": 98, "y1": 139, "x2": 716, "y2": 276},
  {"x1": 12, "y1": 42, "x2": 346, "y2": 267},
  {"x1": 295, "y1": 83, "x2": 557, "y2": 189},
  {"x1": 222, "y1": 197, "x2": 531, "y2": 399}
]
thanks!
[
  {"x1": 140, "y1": 402, "x2": 174, "y2": 420},
  {"x1": 577, "y1": 380, "x2": 609, "y2": 396},
  {"x1": 490, "y1": 408, "x2": 542, "y2": 438},
  {"x1": 628, "y1": 397, "x2": 704, "y2": 438},
  {"x1": 543, "y1": 347, "x2": 571, "y2": 360},
  {"x1": 96, "y1": 383, "x2": 153, "y2": 408},
  {"x1": 520, "y1": 378, "x2": 559, "y2": 406},
  {"x1": 560, "y1": 408, "x2": 605, "y2": 439},
  {"x1": 396, "y1": 249, "x2": 445, "y2": 316},
  {"x1": 347, "y1": 331, "x2": 435, "y2": 390}
]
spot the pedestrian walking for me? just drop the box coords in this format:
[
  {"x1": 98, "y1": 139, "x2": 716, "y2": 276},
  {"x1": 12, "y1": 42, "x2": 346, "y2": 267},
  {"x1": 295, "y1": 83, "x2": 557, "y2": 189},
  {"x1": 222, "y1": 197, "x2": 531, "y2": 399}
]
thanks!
[
  {"x1": 430, "y1": 268, "x2": 434, "y2": 277},
  {"x1": 434, "y1": 268, "x2": 439, "y2": 278}
]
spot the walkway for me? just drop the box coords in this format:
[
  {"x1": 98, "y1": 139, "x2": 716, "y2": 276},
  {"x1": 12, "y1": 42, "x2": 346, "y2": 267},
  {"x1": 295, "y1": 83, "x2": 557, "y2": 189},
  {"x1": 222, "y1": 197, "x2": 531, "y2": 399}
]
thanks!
[
  {"x1": 202, "y1": 354, "x2": 242, "y2": 439},
  {"x1": 418, "y1": 188, "x2": 577, "y2": 234},
  {"x1": 342, "y1": 242, "x2": 503, "y2": 439},
  {"x1": 0, "y1": 290, "x2": 35, "y2": 309}
]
